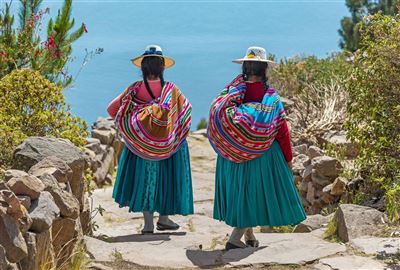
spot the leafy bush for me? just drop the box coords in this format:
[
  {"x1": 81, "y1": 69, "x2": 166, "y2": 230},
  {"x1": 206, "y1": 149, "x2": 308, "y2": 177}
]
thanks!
[
  {"x1": 0, "y1": 69, "x2": 88, "y2": 167},
  {"x1": 196, "y1": 117, "x2": 208, "y2": 130},
  {"x1": 269, "y1": 54, "x2": 350, "y2": 141},
  {"x1": 0, "y1": 0, "x2": 87, "y2": 87},
  {"x1": 345, "y1": 13, "x2": 400, "y2": 222}
]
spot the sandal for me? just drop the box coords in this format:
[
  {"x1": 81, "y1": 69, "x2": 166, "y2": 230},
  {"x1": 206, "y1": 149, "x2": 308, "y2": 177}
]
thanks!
[
  {"x1": 156, "y1": 222, "x2": 180, "y2": 231},
  {"x1": 245, "y1": 239, "x2": 259, "y2": 248},
  {"x1": 225, "y1": 241, "x2": 246, "y2": 251}
]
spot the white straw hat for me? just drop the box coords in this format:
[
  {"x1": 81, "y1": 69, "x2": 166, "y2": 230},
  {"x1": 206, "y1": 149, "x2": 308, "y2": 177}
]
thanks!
[
  {"x1": 131, "y1": 45, "x2": 175, "y2": 68},
  {"x1": 233, "y1": 46, "x2": 276, "y2": 66}
]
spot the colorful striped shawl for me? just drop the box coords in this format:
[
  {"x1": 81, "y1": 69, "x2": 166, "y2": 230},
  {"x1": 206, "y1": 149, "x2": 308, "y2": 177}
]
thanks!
[
  {"x1": 207, "y1": 75, "x2": 287, "y2": 163},
  {"x1": 115, "y1": 81, "x2": 192, "y2": 161}
]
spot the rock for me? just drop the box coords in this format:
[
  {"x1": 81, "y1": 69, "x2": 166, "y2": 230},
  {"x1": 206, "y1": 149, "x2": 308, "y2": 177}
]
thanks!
[
  {"x1": 293, "y1": 175, "x2": 302, "y2": 184},
  {"x1": 29, "y1": 156, "x2": 73, "y2": 183},
  {"x1": 85, "y1": 138, "x2": 102, "y2": 155},
  {"x1": 92, "y1": 117, "x2": 115, "y2": 131},
  {"x1": 293, "y1": 144, "x2": 308, "y2": 156},
  {"x1": 302, "y1": 164, "x2": 313, "y2": 182},
  {"x1": 311, "y1": 156, "x2": 343, "y2": 178},
  {"x1": 315, "y1": 255, "x2": 385, "y2": 270},
  {"x1": 0, "y1": 245, "x2": 10, "y2": 270},
  {"x1": 306, "y1": 182, "x2": 316, "y2": 204},
  {"x1": 4, "y1": 170, "x2": 28, "y2": 181},
  {"x1": 292, "y1": 154, "x2": 310, "y2": 174},
  {"x1": 38, "y1": 173, "x2": 79, "y2": 219},
  {"x1": 93, "y1": 147, "x2": 114, "y2": 185},
  {"x1": 350, "y1": 237, "x2": 400, "y2": 256},
  {"x1": 362, "y1": 196, "x2": 386, "y2": 212},
  {"x1": 281, "y1": 97, "x2": 295, "y2": 112},
  {"x1": 192, "y1": 129, "x2": 207, "y2": 137},
  {"x1": 347, "y1": 177, "x2": 363, "y2": 191},
  {"x1": 312, "y1": 170, "x2": 334, "y2": 187},
  {"x1": 335, "y1": 204, "x2": 387, "y2": 242},
  {"x1": 6, "y1": 175, "x2": 44, "y2": 200},
  {"x1": 80, "y1": 193, "x2": 92, "y2": 235},
  {"x1": 319, "y1": 130, "x2": 359, "y2": 158},
  {"x1": 29, "y1": 191, "x2": 60, "y2": 233},
  {"x1": 293, "y1": 214, "x2": 331, "y2": 233},
  {"x1": 330, "y1": 177, "x2": 348, "y2": 196},
  {"x1": 17, "y1": 195, "x2": 31, "y2": 210},
  {"x1": 19, "y1": 232, "x2": 37, "y2": 270},
  {"x1": 0, "y1": 214, "x2": 28, "y2": 263},
  {"x1": 322, "y1": 184, "x2": 332, "y2": 194},
  {"x1": 300, "y1": 181, "x2": 308, "y2": 193},
  {"x1": 91, "y1": 129, "x2": 116, "y2": 145},
  {"x1": 12, "y1": 137, "x2": 86, "y2": 207},
  {"x1": 307, "y1": 145, "x2": 323, "y2": 159}
]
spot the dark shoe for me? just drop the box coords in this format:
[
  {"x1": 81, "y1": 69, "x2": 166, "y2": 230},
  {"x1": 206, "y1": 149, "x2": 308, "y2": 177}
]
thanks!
[
  {"x1": 245, "y1": 239, "x2": 259, "y2": 248},
  {"x1": 141, "y1": 229, "x2": 154, "y2": 235},
  {"x1": 156, "y1": 222, "x2": 180, "y2": 231},
  {"x1": 225, "y1": 241, "x2": 245, "y2": 251}
]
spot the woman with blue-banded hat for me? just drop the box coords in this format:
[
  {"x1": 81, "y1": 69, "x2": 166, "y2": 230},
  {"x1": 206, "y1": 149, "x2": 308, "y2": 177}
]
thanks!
[
  {"x1": 107, "y1": 45, "x2": 194, "y2": 234},
  {"x1": 208, "y1": 46, "x2": 306, "y2": 250}
]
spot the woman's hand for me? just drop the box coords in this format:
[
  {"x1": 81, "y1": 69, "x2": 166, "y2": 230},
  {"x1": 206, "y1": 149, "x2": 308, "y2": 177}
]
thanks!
[{"x1": 287, "y1": 161, "x2": 293, "y2": 169}]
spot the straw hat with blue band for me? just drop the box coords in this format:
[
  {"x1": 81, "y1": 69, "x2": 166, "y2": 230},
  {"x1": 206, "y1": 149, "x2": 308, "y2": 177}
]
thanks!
[
  {"x1": 131, "y1": 45, "x2": 175, "y2": 68},
  {"x1": 233, "y1": 46, "x2": 277, "y2": 67}
]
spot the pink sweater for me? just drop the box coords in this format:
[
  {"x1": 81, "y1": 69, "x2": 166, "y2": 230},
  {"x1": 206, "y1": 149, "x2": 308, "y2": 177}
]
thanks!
[{"x1": 107, "y1": 80, "x2": 162, "y2": 118}]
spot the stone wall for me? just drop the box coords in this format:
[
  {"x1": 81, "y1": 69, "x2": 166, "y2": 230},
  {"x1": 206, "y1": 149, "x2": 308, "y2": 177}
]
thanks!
[
  {"x1": 0, "y1": 137, "x2": 91, "y2": 270},
  {"x1": 84, "y1": 117, "x2": 123, "y2": 187}
]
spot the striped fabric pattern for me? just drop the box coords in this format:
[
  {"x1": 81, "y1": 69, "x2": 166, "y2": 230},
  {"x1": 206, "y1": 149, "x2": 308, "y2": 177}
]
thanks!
[
  {"x1": 115, "y1": 81, "x2": 192, "y2": 161},
  {"x1": 207, "y1": 75, "x2": 286, "y2": 163}
]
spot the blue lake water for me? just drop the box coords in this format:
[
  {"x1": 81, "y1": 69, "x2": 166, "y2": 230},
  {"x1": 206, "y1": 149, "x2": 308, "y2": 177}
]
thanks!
[{"x1": 12, "y1": 0, "x2": 349, "y2": 127}]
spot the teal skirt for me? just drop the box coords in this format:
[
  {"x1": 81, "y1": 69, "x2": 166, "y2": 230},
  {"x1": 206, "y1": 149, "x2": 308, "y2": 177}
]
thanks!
[
  {"x1": 213, "y1": 141, "x2": 306, "y2": 228},
  {"x1": 112, "y1": 141, "x2": 194, "y2": 216}
]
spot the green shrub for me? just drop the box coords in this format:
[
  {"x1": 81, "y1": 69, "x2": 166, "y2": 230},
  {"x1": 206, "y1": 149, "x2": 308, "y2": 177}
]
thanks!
[
  {"x1": 0, "y1": 69, "x2": 88, "y2": 167},
  {"x1": 196, "y1": 117, "x2": 208, "y2": 130},
  {"x1": 345, "y1": 14, "x2": 400, "y2": 222}
]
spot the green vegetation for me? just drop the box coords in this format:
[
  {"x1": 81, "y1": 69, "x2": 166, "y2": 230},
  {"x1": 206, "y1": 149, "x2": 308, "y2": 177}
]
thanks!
[
  {"x1": 344, "y1": 13, "x2": 400, "y2": 222},
  {"x1": 339, "y1": 0, "x2": 399, "y2": 52},
  {"x1": 0, "y1": 69, "x2": 88, "y2": 167},
  {"x1": 196, "y1": 117, "x2": 208, "y2": 130},
  {"x1": 0, "y1": 0, "x2": 87, "y2": 87}
]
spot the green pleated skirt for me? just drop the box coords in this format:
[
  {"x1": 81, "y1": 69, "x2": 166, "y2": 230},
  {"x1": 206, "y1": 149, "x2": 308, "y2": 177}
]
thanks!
[
  {"x1": 112, "y1": 141, "x2": 194, "y2": 216},
  {"x1": 214, "y1": 141, "x2": 306, "y2": 228}
]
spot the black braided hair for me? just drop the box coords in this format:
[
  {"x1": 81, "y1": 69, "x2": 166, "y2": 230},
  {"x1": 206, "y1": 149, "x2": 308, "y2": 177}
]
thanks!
[{"x1": 141, "y1": 56, "x2": 165, "y2": 99}]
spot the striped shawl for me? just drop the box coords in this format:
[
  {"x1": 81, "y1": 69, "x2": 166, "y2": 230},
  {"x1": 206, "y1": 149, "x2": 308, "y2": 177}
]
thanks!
[
  {"x1": 207, "y1": 75, "x2": 287, "y2": 163},
  {"x1": 115, "y1": 81, "x2": 192, "y2": 161}
]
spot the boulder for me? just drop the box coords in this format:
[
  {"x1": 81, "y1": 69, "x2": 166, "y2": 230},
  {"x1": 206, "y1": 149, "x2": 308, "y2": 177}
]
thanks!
[
  {"x1": 301, "y1": 164, "x2": 312, "y2": 182},
  {"x1": 0, "y1": 214, "x2": 28, "y2": 263},
  {"x1": 330, "y1": 177, "x2": 348, "y2": 196},
  {"x1": 85, "y1": 137, "x2": 103, "y2": 155},
  {"x1": 17, "y1": 196, "x2": 31, "y2": 210},
  {"x1": 4, "y1": 170, "x2": 28, "y2": 181},
  {"x1": 91, "y1": 129, "x2": 116, "y2": 145},
  {"x1": 0, "y1": 245, "x2": 10, "y2": 270},
  {"x1": 38, "y1": 173, "x2": 79, "y2": 219},
  {"x1": 306, "y1": 182, "x2": 315, "y2": 204},
  {"x1": 29, "y1": 156, "x2": 73, "y2": 183},
  {"x1": 319, "y1": 130, "x2": 359, "y2": 158},
  {"x1": 292, "y1": 154, "x2": 310, "y2": 174},
  {"x1": 281, "y1": 97, "x2": 295, "y2": 112},
  {"x1": 80, "y1": 193, "x2": 92, "y2": 235},
  {"x1": 293, "y1": 214, "x2": 331, "y2": 233},
  {"x1": 311, "y1": 170, "x2": 334, "y2": 187},
  {"x1": 311, "y1": 156, "x2": 343, "y2": 178},
  {"x1": 6, "y1": 175, "x2": 44, "y2": 200},
  {"x1": 12, "y1": 137, "x2": 86, "y2": 207},
  {"x1": 293, "y1": 144, "x2": 308, "y2": 156},
  {"x1": 93, "y1": 147, "x2": 115, "y2": 185},
  {"x1": 19, "y1": 232, "x2": 37, "y2": 270},
  {"x1": 335, "y1": 204, "x2": 387, "y2": 242},
  {"x1": 92, "y1": 117, "x2": 115, "y2": 131},
  {"x1": 307, "y1": 145, "x2": 323, "y2": 159},
  {"x1": 29, "y1": 191, "x2": 60, "y2": 233}
]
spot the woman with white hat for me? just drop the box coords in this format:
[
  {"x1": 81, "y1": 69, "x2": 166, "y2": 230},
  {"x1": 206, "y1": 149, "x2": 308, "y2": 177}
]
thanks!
[
  {"x1": 107, "y1": 45, "x2": 193, "y2": 234},
  {"x1": 208, "y1": 46, "x2": 306, "y2": 250}
]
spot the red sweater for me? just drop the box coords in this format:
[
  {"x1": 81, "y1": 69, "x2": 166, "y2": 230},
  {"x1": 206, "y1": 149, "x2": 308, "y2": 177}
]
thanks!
[{"x1": 245, "y1": 82, "x2": 293, "y2": 162}]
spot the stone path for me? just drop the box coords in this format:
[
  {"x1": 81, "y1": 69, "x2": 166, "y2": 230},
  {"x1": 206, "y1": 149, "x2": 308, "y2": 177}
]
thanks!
[{"x1": 85, "y1": 134, "x2": 399, "y2": 269}]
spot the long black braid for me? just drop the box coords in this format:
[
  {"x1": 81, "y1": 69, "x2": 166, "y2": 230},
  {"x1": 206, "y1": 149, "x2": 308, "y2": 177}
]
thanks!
[{"x1": 141, "y1": 56, "x2": 165, "y2": 99}]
